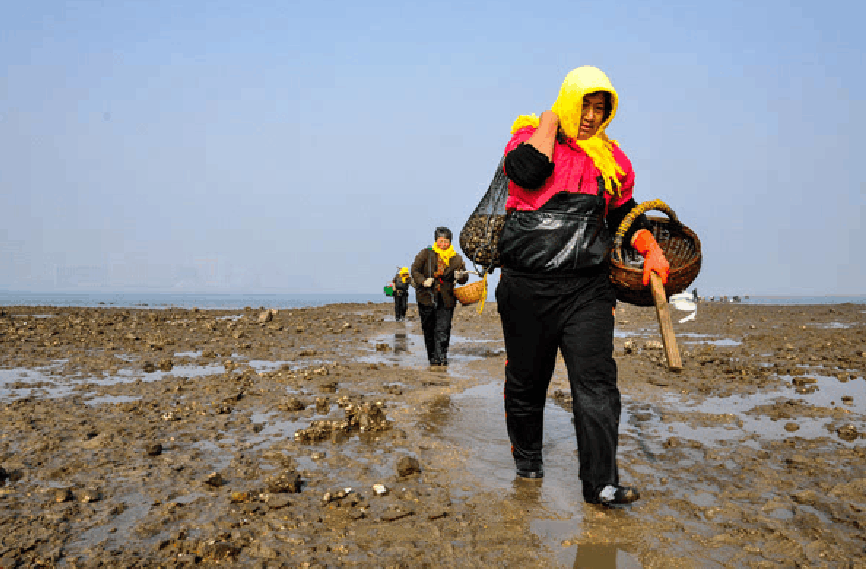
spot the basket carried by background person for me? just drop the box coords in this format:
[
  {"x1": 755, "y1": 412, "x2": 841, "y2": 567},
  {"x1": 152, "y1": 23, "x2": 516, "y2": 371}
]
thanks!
[
  {"x1": 453, "y1": 271, "x2": 490, "y2": 314},
  {"x1": 454, "y1": 280, "x2": 485, "y2": 305},
  {"x1": 609, "y1": 199, "x2": 702, "y2": 307},
  {"x1": 384, "y1": 283, "x2": 394, "y2": 297}
]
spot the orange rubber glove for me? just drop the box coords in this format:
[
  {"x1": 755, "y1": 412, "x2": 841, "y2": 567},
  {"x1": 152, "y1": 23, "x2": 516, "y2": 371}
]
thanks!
[{"x1": 632, "y1": 229, "x2": 670, "y2": 286}]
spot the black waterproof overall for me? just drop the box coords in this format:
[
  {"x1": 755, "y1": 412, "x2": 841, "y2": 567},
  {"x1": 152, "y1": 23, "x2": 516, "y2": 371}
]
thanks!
[
  {"x1": 496, "y1": 180, "x2": 619, "y2": 500},
  {"x1": 418, "y1": 297, "x2": 453, "y2": 365},
  {"x1": 393, "y1": 276, "x2": 409, "y2": 321},
  {"x1": 393, "y1": 293, "x2": 408, "y2": 321}
]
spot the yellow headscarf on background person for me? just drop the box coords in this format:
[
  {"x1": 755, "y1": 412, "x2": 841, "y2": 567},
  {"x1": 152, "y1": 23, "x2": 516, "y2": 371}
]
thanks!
[
  {"x1": 432, "y1": 244, "x2": 456, "y2": 268},
  {"x1": 399, "y1": 267, "x2": 410, "y2": 283},
  {"x1": 510, "y1": 66, "x2": 625, "y2": 196}
]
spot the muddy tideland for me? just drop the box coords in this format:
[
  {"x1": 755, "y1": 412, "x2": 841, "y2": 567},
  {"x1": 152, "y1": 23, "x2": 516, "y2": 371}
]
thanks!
[{"x1": 1, "y1": 300, "x2": 865, "y2": 568}]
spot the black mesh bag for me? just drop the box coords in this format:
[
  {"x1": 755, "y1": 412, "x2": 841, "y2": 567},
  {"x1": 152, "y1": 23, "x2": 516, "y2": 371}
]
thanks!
[{"x1": 459, "y1": 157, "x2": 510, "y2": 271}]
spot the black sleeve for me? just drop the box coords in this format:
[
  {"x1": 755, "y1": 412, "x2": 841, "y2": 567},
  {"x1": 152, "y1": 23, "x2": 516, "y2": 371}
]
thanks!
[
  {"x1": 503, "y1": 143, "x2": 555, "y2": 190},
  {"x1": 607, "y1": 198, "x2": 651, "y2": 246}
]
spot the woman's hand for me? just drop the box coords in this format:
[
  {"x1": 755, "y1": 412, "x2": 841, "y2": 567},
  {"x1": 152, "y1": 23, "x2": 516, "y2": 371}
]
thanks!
[{"x1": 632, "y1": 229, "x2": 670, "y2": 286}]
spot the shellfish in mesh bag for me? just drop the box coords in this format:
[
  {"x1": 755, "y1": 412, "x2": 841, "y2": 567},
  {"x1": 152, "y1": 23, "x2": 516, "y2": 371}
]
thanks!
[{"x1": 459, "y1": 158, "x2": 509, "y2": 270}]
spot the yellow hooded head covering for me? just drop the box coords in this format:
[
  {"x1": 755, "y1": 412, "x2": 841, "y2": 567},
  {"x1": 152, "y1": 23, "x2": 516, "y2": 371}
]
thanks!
[
  {"x1": 511, "y1": 66, "x2": 625, "y2": 196},
  {"x1": 399, "y1": 267, "x2": 410, "y2": 283}
]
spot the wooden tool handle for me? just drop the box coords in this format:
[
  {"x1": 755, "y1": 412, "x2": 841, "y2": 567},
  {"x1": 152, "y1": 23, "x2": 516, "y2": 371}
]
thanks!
[{"x1": 650, "y1": 272, "x2": 683, "y2": 371}]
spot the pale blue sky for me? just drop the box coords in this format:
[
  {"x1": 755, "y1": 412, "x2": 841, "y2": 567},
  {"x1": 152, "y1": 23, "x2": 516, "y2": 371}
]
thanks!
[{"x1": 2, "y1": 0, "x2": 863, "y2": 296}]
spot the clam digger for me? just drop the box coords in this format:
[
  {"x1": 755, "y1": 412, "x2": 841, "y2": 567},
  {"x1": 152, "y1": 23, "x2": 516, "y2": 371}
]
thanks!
[
  {"x1": 391, "y1": 267, "x2": 411, "y2": 322},
  {"x1": 495, "y1": 66, "x2": 670, "y2": 506},
  {"x1": 411, "y1": 227, "x2": 469, "y2": 366}
]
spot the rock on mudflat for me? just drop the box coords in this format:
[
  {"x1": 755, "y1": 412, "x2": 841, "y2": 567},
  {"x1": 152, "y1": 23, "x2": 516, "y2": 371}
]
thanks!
[
  {"x1": 396, "y1": 456, "x2": 421, "y2": 477},
  {"x1": 322, "y1": 487, "x2": 353, "y2": 505},
  {"x1": 316, "y1": 397, "x2": 330, "y2": 413},
  {"x1": 837, "y1": 424, "x2": 859, "y2": 442},
  {"x1": 262, "y1": 494, "x2": 293, "y2": 509},
  {"x1": 204, "y1": 472, "x2": 224, "y2": 487},
  {"x1": 280, "y1": 397, "x2": 306, "y2": 412},
  {"x1": 145, "y1": 443, "x2": 162, "y2": 456},
  {"x1": 80, "y1": 487, "x2": 101, "y2": 503},
  {"x1": 230, "y1": 491, "x2": 250, "y2": 503},
  {"x1": 792, "y1": 490, "x2": 818, "y2": 505},
  {"x1": 54, "y1": 487, "x2": 73, "y2": 503},
  {"x1": 201, "y1": 541, "x2": 240, "y2": 561},
  {"x1": 267, "y1": 471, "x2": 303, "y2": 494}
]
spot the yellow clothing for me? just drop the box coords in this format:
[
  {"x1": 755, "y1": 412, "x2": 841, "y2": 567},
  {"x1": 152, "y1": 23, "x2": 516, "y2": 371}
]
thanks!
[
  {"x1": 432, "y1": 244, "x2": 456, "y2": 267},
  {"x1": 510, "y1": 66, "x2": 625, "y2": 196}
]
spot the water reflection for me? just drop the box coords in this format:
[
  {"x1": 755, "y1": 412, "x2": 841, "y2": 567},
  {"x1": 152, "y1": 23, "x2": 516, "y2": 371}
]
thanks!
[
  {"x1": 572, "y1": 543, "x2": 619, "y2": 568},
  {"x1": 394, "y1": 331, "x2": 408, "y2": 354},
  {"x1": 511, "y1": 477, "x2": 543, "y2": 502}
]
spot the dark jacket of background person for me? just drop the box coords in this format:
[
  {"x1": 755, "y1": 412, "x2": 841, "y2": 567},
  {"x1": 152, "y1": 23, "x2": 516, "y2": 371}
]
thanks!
[
  {"x1": 392, "y1": 269, "x2": 411, "y2": 322},
  {"x1": 411, "y1": 249, "x2": 468, "y2": 308},
  {"x1": 392, "y1": 272, "x2": 411, "y2": 295}
]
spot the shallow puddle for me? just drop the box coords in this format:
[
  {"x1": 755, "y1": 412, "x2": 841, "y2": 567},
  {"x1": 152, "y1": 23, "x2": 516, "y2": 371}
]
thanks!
[
  {"x1": 1, "y1": 360, "x2": 229, "y2": 401},
  {"x1": 434, "y1": 367, "x2": 866, "y2": 560},
  {"x1": 679, "y1": 333, "x2": 742, "y2": 346},
  {"x1": 245, "y1": 411, "x2": 319, "y2": 449},
  {"x1": 0, "y1": 364, "x2": 80, "y2": 399},
  {"x1": 615, "y1": 329, "x2": 654, "y2": 338},
  {"x1": 363, "y1": 328, "x2": 496, "y2": 368},
  {"x1": 69, "y1": 492, "x2": 153, "y2": 554},
  {"x1": 247, "y1": 359, "x2": 304, "y2": 373},
  {"x1": 85, "y1": 394, "x2": 142, "y2": 405}
]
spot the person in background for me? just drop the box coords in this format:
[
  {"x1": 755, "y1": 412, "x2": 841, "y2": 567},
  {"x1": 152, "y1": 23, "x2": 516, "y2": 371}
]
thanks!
[
  {"x1": 411, "y1": 227, "x2": 469, "y2": 366},
  {"x1": 496, "y1": 66, "x2": 670, "y2": 506},
  {"x1": 392, "y1": 267, "x2": 411, "y2": 322}
]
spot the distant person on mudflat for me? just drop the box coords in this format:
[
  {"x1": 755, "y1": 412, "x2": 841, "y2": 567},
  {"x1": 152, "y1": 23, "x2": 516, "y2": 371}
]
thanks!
[
  {"x1": 496, "y1": 65, "x2": 670, "y2": 506},
  {"x1": 392, "y1": 267, "x2": 411, "y2": 322},
  {"x1": 411, "y1": 227, "x2": 469, "y2": 367}
]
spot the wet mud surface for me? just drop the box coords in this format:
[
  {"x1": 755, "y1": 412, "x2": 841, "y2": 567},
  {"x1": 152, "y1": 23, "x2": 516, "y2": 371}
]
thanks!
[{"x1": 1, "y1": 301, "x2": 865, "y2": 567}]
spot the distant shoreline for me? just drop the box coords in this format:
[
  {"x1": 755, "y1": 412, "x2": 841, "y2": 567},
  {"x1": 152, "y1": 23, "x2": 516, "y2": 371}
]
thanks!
[{"x1": 1, "y1": 291, "x2": 865, "y2": 309}]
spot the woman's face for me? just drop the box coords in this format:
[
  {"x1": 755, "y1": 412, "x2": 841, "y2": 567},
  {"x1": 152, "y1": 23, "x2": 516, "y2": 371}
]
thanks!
[
  {"x1": 576, "y1": 92, "x2": 607, "y2": 140},
  {"x1": 436, "y1": 236, "x2": 451, "y2": 250}
]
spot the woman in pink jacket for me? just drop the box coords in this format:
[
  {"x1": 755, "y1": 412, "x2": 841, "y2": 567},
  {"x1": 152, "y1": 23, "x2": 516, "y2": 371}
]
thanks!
[{"x1": 496, "y1": 66, "x2": 669, "y2": 506}]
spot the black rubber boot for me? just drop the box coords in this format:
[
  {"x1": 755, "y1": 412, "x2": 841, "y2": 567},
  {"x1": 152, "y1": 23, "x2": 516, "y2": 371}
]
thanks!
[
  {"x1": 584, "y1": 484, "x2": 640, "y2": 506},
  {"x1": 516, "y1": 468, "x2": 544, "y2": 480},
  {"x1": 515, "y1": 460, "x2": 544, "y2": 480}
]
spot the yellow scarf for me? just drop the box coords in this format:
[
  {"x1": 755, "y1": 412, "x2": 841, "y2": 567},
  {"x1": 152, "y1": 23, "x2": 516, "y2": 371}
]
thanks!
[
  {"x1": 510, "y1": 66, "x2": 625, "y2": 197},
  {"x1": 399, "y1": 267, "x2": 410, "y2": 283},
  {"x1": 432, "y1": 244, "x2": 456, "y2": 267}
]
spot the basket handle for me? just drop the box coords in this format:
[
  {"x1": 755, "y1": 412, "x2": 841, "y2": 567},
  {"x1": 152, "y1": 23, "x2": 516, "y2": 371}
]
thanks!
[{"x1": 613, "y1": 199, "x2": 680, "y2": 250}]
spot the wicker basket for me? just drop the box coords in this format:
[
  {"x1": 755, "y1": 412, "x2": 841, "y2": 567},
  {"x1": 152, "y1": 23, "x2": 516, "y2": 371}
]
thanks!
[
  {"x1": 609, "y1": 199, "x2": 702, "y2": 307},
  {"x1": 454, "y1": 280, "x2": 486, "y2": 305}
]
